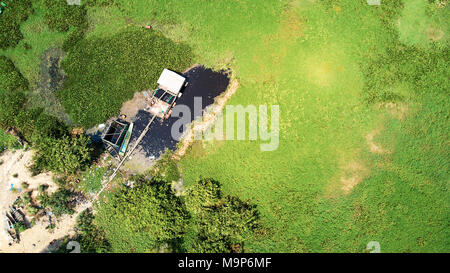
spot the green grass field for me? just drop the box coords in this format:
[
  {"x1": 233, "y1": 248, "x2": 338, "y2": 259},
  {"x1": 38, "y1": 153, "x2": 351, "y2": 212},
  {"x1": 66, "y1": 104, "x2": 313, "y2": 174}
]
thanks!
[
  {"x1": 128, "y1": 0, "x2": 447, "y2": 252},
  {"x1": 2, "y1": 0, "x2": 448, "y2": 252},
  {"x1": 0, "y1": 129, "x2": 18, "y2": 150},
  {"x1": 0, "y1": 0, "x2": 68, "y2": 84}
]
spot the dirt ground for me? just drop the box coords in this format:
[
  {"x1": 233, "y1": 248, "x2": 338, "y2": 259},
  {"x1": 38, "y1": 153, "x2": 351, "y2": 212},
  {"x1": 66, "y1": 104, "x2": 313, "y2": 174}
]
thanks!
[
  {"x1": 0, "y1": 150, "x2": 86, "y2": 253},
  {"x1": 120, "y1": 92, "x2": 149, "y2": 121}
]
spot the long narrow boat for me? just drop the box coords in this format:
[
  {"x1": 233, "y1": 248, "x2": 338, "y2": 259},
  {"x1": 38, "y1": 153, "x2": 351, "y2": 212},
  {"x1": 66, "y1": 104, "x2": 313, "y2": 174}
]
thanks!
[{"x1": 119, "y1": 122, "x2": 134, "y2": 157}]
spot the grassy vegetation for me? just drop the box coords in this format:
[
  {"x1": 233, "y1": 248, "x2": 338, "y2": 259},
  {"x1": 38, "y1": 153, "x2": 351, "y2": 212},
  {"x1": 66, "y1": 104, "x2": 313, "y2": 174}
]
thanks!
[
  {"x1": 0, "y1": 0, "x2": 33, "y2": 49},
  {"x1": 0, "y1": 0, "x2": 68, "y2": 83},
  {"x1": 95, "y1": 178, "x2": 190, "y2": 252},
  {"x1": 137, "y1": 0, "x2": 446, "y2": 252},
  {"x1": 0, "y1": 129, "x2": 18, "y2": 150},
  {"x1": 1, "y1": 0, "x2": 448, "y2": 253},
  {"x1": 78, "y1": 166, "x2": 107, "y2": 194},
  {"x1": 59, "y1": 28, "x2": 192, "y2": 127}
]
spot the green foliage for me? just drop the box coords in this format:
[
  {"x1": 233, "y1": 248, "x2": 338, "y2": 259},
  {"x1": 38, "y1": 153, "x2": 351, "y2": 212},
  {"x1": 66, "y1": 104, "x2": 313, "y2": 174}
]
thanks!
[
  {"x1": 61, "y1": 27, "x2": 86, "y2": 52},
  {"x1": 0, "y1": 56, "x2": 29, "y2": 93},
  {"x1": 150, "y1": 150, "x2": 180, "y2": 182},
  {"x1": 0, "y1": 56, "x2": 29, "y2": 128},
  {"x1": 43, "y1": 0, "x2": 87, "y2": 32},
  {"x1": 96, "y1": 179, "x2": 190, "y2": 252},
  {"x1": 38, "y1": 184, "x2": 48, "y2": 193},
  {"x1": 184, "y1": 179, "x2": 260, "y2": 253},
  {"x1": 0, "y1": 128, "x2": 19, "y2": 150},
  {"x1": 75, "y1": 209, "x2": 111, "y2": 252},
  {"x1": 59, "y1": 28, "x2": 193, "y2": 127},
  {"x1": 39, "y1": 189, "x2": 75, "y2": 217},
  {"x1": 184, "y1": 178, "x2": 221, "y2": 214},
  {"x1": 27, "y1": 206, "x2": 39, "y2": 215},
  {"x1": 21, "y1": 181, "x2": 29, "y2": 189},
  {"x1": 58, "y1": 209, "x2": 110, "y2": 253},
  {"x1": 22, "y1": 191, "x2": 32, "y2": 205},
  {"x1": 14, "y1": 221, "x2": 28, "y2": 234},
  {"x1": 0, "y1": 56, "x2": 68, "y2": 145},
  {"x1": 79, "y1": 166, "x2": 106, "y2": 194},
  {"x1": 362, "y1": 44, "x2": 449, "y2": 103},
  {"x1": 0, "y1": 0, "x2": 447, "y2": 253},
  {"x1": 85, "y1": 0, "x2": 117, "y2": 7},
  {"x1": 0, "y1": 0, "x2": 33, "y2": 49},
  {"x1": 0, "y1": 88, "x2": 26, "y2": 128},
  {"x1": 32, "y1": 135, "x2": 93, "y2": 174}
]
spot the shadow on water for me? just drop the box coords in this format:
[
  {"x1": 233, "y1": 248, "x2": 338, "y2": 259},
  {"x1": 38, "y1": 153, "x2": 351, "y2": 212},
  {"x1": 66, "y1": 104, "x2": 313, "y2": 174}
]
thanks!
[{"x1": 130, "y1": 65, "x2": 230, "y2": 158}]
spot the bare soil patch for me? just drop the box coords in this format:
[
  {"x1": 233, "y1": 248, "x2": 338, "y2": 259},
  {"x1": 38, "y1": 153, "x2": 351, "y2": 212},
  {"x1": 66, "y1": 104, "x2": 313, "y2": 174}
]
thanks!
[
  {"x1": 119, "y1": 92, "x2": 148, "y2": 121},
  {"x1": 426, "y1": 26, "x2": 445, "y2": 41},
  {"x1": 340, "y1": 160, "x2": 370, "y2": 194},
  {"x1": 325, "y1": 152, "x2": 370, "y2": 197},
  {"x1": 378, "y1": 102, "x2": 410, "y2": 120},
  {"x1": 366, "y1": 127, "x2": 390, "y2": 155}
]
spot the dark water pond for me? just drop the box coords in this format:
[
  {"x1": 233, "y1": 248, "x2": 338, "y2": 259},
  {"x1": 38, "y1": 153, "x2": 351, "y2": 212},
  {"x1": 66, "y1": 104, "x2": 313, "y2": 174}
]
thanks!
[{"x1": 129, "y1": 65, "x2": 230, "y2": 158}]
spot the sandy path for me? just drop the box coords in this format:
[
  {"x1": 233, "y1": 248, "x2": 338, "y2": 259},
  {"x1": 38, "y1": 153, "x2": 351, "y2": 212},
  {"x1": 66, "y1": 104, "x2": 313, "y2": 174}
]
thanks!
[{"x1": 0, "y1": 150, "x2": 86, "y2": 253}]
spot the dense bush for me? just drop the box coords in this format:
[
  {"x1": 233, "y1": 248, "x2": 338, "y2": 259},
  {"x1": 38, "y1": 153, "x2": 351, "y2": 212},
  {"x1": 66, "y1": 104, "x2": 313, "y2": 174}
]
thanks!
[
  {"x1": 58, "y1": 209, "x2": 111, "y2": 253},
  {"x1": 39, "y1": 189, "x2": 75, "y2": 217},
  {"x1": 0, "y1": 88, "x2": 27, "y2": 129},
  {"x1": 0, "y1": 56, "x2": 29, "y2": 128},
  {"x1": 59, "y1": 28, "x2": 193, "y2": 127},
  {"x1": 85, "y1": 0, "x2": 117, "y2": 7},
  {"x1": 0, "y1": 56, "x2": 92, "y2": 175},
  {"x1": 0, "y1": 56, "x2": 29, "y2": 93},
  {"x1": 96, "y1": 178, "x2": 190, "y2": 252},
  {"x1": 32, "y1": 135, "x2": 93, "y2": 174},
  {"x1": 43, "y1": 0, "x2": 87, "y2": 32},
  {"x1": 61, "y1": 27, "x2": 86, "y2": 52},
  {"x1": 184, "y1": 179, "x2": 260, "y2": 253},
  {"x1": 0, "y1": 0, "x2": 33, "y2": 49}
]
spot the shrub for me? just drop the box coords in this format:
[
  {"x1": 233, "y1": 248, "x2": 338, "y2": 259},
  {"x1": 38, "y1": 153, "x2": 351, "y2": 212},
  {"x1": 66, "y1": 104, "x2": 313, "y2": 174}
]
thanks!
[
  {"x1": 0, "y1": 56, "x2": 29, "y2": 130},
  {"x1": 22, "y1": 191, "x2": 32, "y2": 206},
  {"x1": 32, "y1": 135, "x2": 93, "y2": 174},
  {"x1": 38, "y1": 184, "x2": 48, "y2": 193},
  {"x1": 39, "y1": 189, "x2": 75, "y2": 217},
  {"x1": 59, "y1": 28, "x2": 193, "y2": 127},
  {"x1": 96, "y1": 179, "x2": 190, "y2": 252},
  {"x1": 27, "y1": 206, "x2": 39, "y2": 215},
  {"x1": 43, "y1": 0, "x2": 88, "y2": 32},
  {"x1": 14, "y1": 222, "x2": 28, "y2": 234},
  {"x1": 0, "y1": 56, "x2": 29, "y2": 93},
  {"x1": 72, "y1": 209, "x2": 111, "y2": 253},
  {"x1": 62, "y1": 27, "x2": 86, "y2": 52},
  {"x1": 0, "y1": 89, "x2": 27, "y2": 128},
  {"x1": 0, "y1": 0, "x2": 33, "y2": 49},
  {"x1": 184, "y1": 179, "x2": 260, "y2": 253}
]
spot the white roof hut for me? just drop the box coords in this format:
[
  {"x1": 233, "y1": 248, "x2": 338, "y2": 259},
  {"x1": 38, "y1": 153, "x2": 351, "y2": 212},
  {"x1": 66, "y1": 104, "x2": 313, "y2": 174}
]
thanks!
[{"x1": 157, "y1": 69, "x2": 186, "y2": 95}]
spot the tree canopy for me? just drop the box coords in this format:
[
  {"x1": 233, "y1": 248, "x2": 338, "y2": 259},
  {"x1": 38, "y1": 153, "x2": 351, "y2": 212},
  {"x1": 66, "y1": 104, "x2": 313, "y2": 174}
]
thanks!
[
  {"x1": 0, "y1": 0, "x2": 33, "y2": 49},
  {"x1": 96, "y1": 178, "x2": 190, "y2": 252}
]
